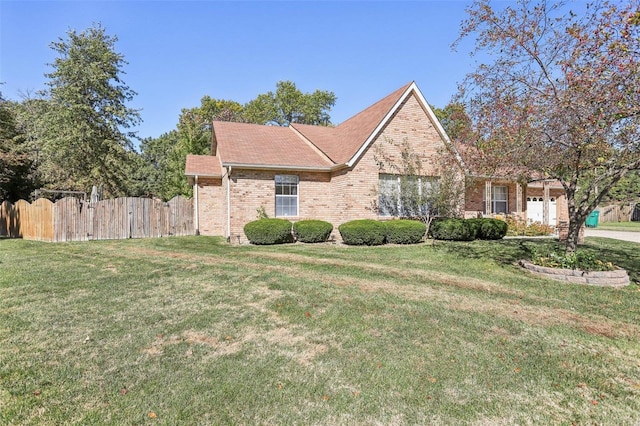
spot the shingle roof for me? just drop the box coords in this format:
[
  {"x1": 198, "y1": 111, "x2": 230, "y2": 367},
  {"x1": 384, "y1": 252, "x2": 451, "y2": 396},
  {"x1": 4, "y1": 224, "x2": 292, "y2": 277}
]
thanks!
[
  {"x1": 213, "y1": 121, "x2": 335, "y2": 169},
  {"x1": 291, "y1": 82, "x2": 412, "y2": 164},
  {"x1": 186, "y1": 82, "x2": 422, "y2": 175},
  {"x1": 185, "y1": 154, "x2": 222, "y2": 177}
]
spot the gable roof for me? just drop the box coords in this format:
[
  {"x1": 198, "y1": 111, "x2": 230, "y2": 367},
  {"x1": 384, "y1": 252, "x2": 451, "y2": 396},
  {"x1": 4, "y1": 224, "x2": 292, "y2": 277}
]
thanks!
[
  {"x1": 212, "y1": 121, "x2": 334, "y2": 170},
  {"x1": 186, "y1": 82, "x2": 461, "y2": 176},
  {"x1": 290, "y1": 82, "x2": 412, "y2": 164}
]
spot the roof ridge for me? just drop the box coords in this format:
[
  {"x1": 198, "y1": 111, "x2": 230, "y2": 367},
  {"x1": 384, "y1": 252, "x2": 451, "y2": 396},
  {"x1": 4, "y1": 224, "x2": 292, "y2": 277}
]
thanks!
[
  {"x1": 336, "y1": 81, "x2": 413, "y2": 130},
  {"x1": 288, "y1": 124, "x2": 336, "y2": 166}
]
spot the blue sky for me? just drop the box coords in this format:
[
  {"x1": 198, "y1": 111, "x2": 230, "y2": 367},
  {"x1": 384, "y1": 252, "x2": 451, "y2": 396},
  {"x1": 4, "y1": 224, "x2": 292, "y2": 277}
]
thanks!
[{"x1": 1, "y1": 1, "x2": 482, "y2": 143}]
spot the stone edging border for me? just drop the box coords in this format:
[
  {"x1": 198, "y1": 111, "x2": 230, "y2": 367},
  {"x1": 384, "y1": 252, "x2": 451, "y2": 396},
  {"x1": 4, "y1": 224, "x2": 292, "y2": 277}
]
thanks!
[{"x1": 519, "y1": 260, "x2": 630, "y2": 288}]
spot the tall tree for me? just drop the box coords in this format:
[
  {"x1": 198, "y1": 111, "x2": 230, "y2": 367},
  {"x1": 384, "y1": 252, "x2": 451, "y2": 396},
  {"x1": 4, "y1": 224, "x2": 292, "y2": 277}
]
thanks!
[
  {"x1": 602, "y1": 171, "x2": 640, "y2": 204},
  {"x1": 244, "y1": 80, "x2": 336, "y2": 126},
  {"x1": 129, "y1": 131, "x2": 180, "y2": 199},
  {"x1": 456, "y1": 0, "x2": 640, "y2": 252},
  {"x1": 432, "y1": 102, "x2": 473, "y2": 143},
  {"x1": 198, "y1": 96, "x2": 245, "y2": 123},
  {"x1": 0, "y1": 94, "x2": 35, "y2": 201},
  {"x1": 38, "y1": 24, "x2": 141, "y2": 197}
]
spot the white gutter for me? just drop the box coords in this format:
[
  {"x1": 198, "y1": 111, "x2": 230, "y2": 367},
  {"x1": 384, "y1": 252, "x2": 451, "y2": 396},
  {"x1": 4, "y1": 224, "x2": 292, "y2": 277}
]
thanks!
[
  {"x1": 221, "y1": 162, "x2": 346, "y2": 172},
  {"x1": 186, "y1": 173, "x2": 222, "y2": 178},
  {"x1": 226, "y1": 166, "x2": 232, "y2": 241},
  {"x1": 193, "y1": 175, "x2": 199, "y2": 235}
]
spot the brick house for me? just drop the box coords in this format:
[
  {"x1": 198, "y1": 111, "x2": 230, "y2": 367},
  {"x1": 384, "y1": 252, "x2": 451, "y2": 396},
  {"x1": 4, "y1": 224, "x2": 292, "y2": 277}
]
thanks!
[
  {"x1": 185, "y1": 82, "x2": 567, "y2": 242},
  {"x1": 185, "y1": 82, "x2": 467, "y2": 242},
  {"x1": 463, "y1": 168, "x2": 568, "y2": 227}
]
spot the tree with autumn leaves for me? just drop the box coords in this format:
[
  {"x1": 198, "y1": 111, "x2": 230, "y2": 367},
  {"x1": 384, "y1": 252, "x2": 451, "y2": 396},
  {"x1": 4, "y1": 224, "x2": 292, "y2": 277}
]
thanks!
[{"x1": 456, "y1": 0, "x2": 640, "y2": 253}]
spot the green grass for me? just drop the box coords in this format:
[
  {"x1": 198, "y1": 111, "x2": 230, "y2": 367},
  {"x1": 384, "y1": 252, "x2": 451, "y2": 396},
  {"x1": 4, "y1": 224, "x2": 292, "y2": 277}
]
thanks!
[
  {"x1": 595, "y1": 221, "x2": 640, "y2": 232},
  {"x1": 1, "y1": 236, "x2": 639, "y2": 425}
]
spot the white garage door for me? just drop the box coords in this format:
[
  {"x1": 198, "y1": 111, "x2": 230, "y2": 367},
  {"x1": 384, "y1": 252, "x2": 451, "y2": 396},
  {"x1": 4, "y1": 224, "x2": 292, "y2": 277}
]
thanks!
[
  {"x1": 527, "y1": 197, "x2": 543, "y2": 223},
  {"x1": 549, "y1": 197, "x2": 557, "y2": 226},
  {"x1": 527, "y1": 197, "x2": 557, "y2": 226}
]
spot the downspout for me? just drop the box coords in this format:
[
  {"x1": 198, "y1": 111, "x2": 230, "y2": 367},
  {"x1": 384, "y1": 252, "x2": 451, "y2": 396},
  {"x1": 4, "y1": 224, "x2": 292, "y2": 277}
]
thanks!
[
  {"x1": 226, "y1": 166, "x2": 232, "y2": 242},
  {"x1": 194, "y1": 175, "x2": 200, "y2": 235}
]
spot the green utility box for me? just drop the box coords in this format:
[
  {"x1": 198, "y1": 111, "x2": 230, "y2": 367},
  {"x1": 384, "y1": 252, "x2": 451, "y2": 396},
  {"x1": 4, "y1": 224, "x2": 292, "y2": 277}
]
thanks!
[{"x1": 585, "y1": 210, "x2": 600, "y2": 227}]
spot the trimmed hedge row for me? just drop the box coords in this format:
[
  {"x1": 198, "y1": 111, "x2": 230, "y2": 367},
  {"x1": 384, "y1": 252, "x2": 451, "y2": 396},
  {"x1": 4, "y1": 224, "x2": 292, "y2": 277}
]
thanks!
[
  {"x1": 244, "y1": 217, "x2": 507, "y2": 245},
  {"x1": 431, "y1": 217, "x2": 508, "y2": 241},
  {"x1": 244, "y1": 219, "x2": 333, "y2": 245},
  {"x1": 338, "y1": 219, "x2": 427, "y2": 246}
]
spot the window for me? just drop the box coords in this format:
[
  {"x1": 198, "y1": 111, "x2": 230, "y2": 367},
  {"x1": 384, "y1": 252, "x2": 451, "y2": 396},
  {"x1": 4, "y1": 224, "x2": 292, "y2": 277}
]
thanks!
[
  {"x1": 275, "y1": 175, "x2": 298, "y2": 217},
  {"x1": 378, "y1": 174, "x2": 437, "y2": 217},
  {"x1": 484, "y1": 185, "x2": 508, "y2": 214},
  {"x1": 378, "y1": 174, "x2": 400, "y2": 217}
]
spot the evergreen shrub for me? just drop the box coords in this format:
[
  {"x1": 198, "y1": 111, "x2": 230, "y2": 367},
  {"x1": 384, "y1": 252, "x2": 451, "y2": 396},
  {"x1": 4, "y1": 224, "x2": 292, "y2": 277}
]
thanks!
[
  {"x1": 293, "y1": 220, "x2": 333, "y2": 243},
  {"x1": 465, "y1": 218, "x2": 483, "y2": 239},
  {"x1": 430, "y1": 218, "x2": 475, "y2": 241},
  {"x1": 475, "y1": 218, "x2": 508, "y2": 240},
  {"x1": 384, "y1": 220, "x2": 427, "y2": 244},
  {"x1": 244, "y1": 219, "x2": 293, "y2": 245},
  {"x1": 338, "y1": 220, "x2": 387, "y2": 246}
]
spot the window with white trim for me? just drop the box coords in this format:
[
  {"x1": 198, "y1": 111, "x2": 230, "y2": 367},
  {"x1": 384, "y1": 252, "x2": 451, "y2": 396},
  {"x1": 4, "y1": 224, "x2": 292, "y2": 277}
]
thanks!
[
  {"x1": 275, "y1": 175, "x2": 298, "y2": 217},
  {"x1": 484, "y1": 185, "x2": 508, "y2": 214}
]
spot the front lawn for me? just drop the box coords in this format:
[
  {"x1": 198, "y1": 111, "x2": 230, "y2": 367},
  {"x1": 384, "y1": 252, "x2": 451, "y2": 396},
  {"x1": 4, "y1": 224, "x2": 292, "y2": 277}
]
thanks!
[
  {"x1": 1, "y1": 237, "x2": 639, "y2": 424},
  {"x1": 595, "y1": 221, "x2": 640, "y2": 232}
]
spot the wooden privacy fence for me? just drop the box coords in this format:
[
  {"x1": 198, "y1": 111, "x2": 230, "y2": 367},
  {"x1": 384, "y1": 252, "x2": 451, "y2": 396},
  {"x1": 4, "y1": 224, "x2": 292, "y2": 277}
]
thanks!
[
  {"x1": 596, "y1": 204, "x2": 634, "y2": 223},
  {"x1": 0, "y1": 196, "x2": 193, "y2": 242}
]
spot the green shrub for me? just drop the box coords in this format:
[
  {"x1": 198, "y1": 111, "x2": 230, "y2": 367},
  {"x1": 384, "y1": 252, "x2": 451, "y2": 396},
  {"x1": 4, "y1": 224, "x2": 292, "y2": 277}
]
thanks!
[
  {"x1": 475, "y1": 218, "x2": 508, "y2": 240},
  {"x1": 465, "y1": 218, "x2": 483, "y2": 239},
  {"x1": 244, "y1": 219, "x2": 293, "y2": 245},
  {"x1": 384, "y1": 220, "x2": 426, "y2": 244},
  {"x1": 338, "y1": 220, "x2": 387, "y2": 246},
  {"x1": 293, "y1": 220, "x2": 333, "y2": 243},
  {"x1": 430, "y1": 218, "x2": 475, "y2": 241},
  {"x1": 530, "y1": 247, "x2": 616, "y2": 271}
]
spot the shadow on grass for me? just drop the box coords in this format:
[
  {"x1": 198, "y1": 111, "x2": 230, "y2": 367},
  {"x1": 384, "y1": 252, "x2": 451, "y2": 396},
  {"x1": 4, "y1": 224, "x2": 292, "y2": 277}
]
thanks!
[
  {"x1": 580, "y1": 238, "x2": 640, "y2": 284},
  {"x1": 434, "y1": 237, "x2": 640, "y2": 285},
  {"x1": 433, "y1": 238, "x2": 548, "y2": 265}
]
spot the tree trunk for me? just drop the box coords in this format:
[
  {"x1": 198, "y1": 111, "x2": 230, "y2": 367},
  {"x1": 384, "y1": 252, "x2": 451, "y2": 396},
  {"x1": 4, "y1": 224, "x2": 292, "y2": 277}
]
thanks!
[
  {"x1": 563, "y1": 187, "x2": 587, "y2": 254},
  {"x1": 564, "y1": 216, "x2": 584, "y2": 254}
]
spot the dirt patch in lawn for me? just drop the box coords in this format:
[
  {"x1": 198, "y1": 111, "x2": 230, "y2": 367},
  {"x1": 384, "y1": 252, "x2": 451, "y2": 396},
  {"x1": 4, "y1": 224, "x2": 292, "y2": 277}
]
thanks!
[{"x1": 143, "y1": 331, "x2": 242, "y2": 357}]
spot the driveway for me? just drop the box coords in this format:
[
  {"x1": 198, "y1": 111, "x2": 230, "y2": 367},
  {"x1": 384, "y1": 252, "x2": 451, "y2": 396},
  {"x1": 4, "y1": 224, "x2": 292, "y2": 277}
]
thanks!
[{"x1": 584, "y1": 228, "x2": 640, "y2": 243}]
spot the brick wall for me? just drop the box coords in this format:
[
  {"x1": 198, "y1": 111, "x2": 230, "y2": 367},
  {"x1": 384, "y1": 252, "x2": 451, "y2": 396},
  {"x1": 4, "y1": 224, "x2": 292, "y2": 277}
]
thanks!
[
  {"x1": 465, "y1": 180, "x2": 568, "y2": 225},
  {"x1": 195, "y1": 177, "x2": 225, "y2": 236},
  {"x1": 226, "y1": 170, "x2": 335, "y2": 242},
  {"x1": 465, "y1": 179, "x2": 522, "y2": 217}
]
